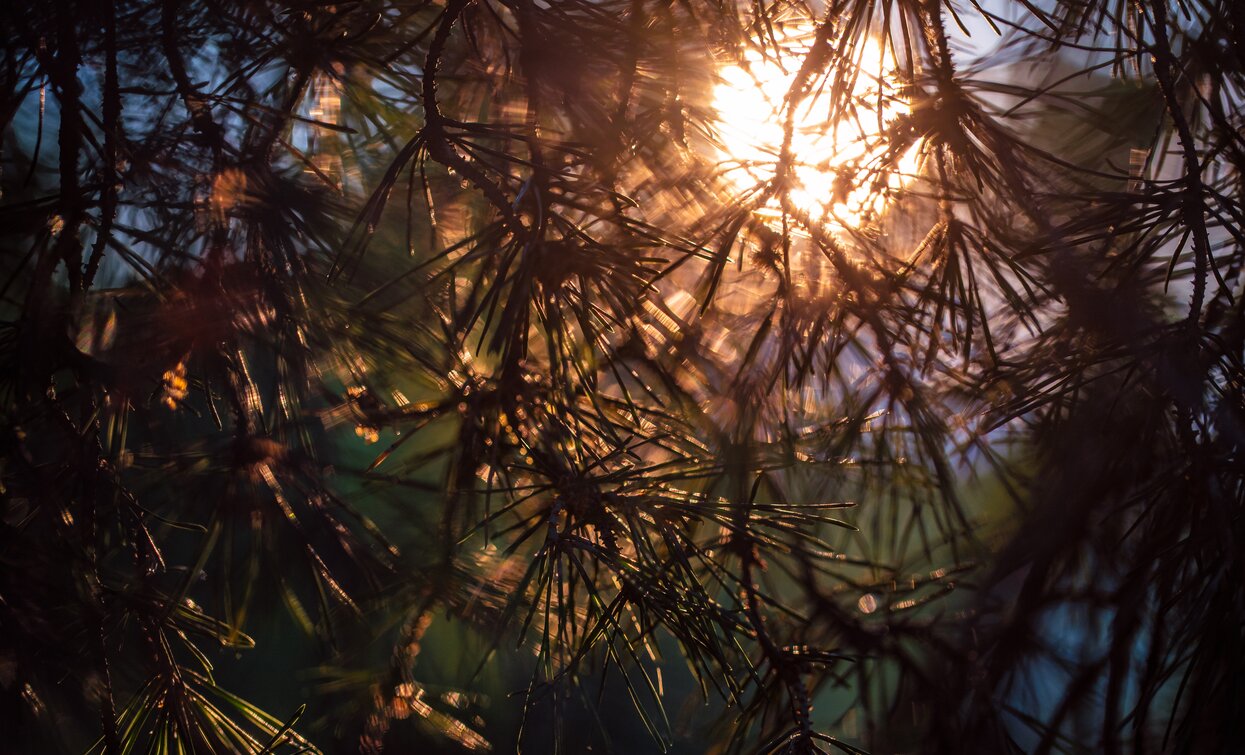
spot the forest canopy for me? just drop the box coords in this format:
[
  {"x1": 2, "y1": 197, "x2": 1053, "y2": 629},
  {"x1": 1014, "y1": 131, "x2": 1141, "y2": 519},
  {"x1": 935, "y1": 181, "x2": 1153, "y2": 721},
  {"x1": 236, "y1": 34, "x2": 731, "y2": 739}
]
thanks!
[{"x1": 1, "y1": 0, "x2": 1244, "y2": 753}]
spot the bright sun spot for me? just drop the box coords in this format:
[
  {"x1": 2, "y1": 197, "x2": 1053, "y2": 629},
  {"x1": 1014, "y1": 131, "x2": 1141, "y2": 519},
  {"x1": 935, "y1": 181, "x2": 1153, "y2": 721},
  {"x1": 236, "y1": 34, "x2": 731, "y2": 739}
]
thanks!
[{"x1": 713, "y1": 24, "x2": 921, "y2": 231}]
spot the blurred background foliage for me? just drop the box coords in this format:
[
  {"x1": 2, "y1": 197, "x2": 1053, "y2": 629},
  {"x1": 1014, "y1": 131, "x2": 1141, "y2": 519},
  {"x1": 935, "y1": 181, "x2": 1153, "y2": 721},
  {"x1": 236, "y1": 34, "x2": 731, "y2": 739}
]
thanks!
[{"x1": 1, "y1": 0, "x2": 1243, "y2": 753}]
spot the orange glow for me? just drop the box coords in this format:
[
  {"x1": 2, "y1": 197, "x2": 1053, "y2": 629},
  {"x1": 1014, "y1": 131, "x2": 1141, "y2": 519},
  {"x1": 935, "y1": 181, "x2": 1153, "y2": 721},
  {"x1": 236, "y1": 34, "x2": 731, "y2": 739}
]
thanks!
[{"x1": 712, "y1": 25, "x2": 920, "y2": 230}]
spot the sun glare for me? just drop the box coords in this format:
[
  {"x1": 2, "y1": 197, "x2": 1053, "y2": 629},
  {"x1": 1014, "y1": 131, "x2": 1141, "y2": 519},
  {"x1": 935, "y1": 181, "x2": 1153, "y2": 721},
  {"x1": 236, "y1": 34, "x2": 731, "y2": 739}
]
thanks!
[{"x1": 713, "y1": 25, "x2": 920, "y2": 230}]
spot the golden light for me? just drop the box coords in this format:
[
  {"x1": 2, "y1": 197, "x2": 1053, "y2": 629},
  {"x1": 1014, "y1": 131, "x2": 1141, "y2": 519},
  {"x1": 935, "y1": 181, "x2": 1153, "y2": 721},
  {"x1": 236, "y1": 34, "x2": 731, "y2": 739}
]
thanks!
[{"x1": 712, "y1": 24, "x2": 921, "y2": 231}]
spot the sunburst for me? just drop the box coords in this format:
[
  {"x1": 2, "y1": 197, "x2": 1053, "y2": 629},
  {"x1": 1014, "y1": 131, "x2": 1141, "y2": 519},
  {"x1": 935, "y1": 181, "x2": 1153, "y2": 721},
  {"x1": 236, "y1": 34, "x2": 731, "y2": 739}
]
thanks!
[{"x1": 712, "y1": 23, "x2": 920, "y2": 230}]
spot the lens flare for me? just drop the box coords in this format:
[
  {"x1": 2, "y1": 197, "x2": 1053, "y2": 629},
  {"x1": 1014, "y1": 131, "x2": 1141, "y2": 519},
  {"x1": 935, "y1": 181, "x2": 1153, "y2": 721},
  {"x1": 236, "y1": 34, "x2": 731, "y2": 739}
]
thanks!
[{"x1": 713, "y1": 26, "x2": 920, "y2": 230}]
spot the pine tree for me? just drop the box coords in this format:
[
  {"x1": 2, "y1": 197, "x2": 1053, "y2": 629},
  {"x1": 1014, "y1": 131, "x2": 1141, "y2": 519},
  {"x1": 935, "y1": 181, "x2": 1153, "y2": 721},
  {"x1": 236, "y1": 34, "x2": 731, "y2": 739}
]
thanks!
[{"x1": 1, "y1": 0, "x2": 1243, "y2": 752}]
